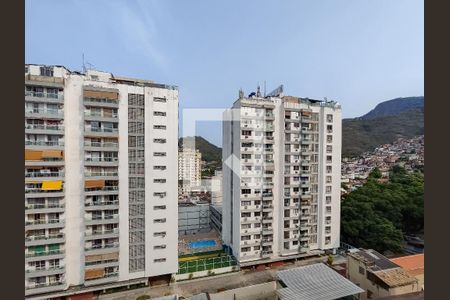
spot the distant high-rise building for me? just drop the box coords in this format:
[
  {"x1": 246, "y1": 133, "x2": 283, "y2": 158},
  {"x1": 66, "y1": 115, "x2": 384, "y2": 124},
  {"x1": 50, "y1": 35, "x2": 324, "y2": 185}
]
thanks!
[
  {"x1": 222, "y1": 88, "x2": 342, "y2": 265},
  {"x1": 25, "y1": 64, "x2": 178, "y2": 297},
  {"x1": 178, "y1": 148, "x2": 202, "y2": 194}
]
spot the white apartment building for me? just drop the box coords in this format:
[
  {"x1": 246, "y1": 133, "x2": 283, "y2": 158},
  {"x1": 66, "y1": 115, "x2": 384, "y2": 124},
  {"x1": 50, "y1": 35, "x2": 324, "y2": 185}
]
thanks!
[
  {"x1": 222, "y1": 87, "x2": 341, "y2": 265},
  {"x1": 25, "y1": 64, "x2": 178, "y2": 298},
  {"x1": 178, "y1": 148, "x2": 202, "y2": 194}
]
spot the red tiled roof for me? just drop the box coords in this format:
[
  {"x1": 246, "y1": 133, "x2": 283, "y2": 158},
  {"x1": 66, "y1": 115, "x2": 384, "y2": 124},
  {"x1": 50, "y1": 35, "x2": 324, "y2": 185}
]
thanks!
[{"x1": 390, "y1": 254, "x2": 424, "y2": 277}]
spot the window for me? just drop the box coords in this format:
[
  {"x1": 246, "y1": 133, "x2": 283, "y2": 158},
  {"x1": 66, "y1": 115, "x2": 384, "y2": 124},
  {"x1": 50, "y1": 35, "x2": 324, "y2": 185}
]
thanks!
[
  {"x1": 154, "y1": 218, "x2": 166, "y2": 223},
  {"x1": 326, "y1": 196, "x2": 332, "y2": 204},
  {"x1": 326, "y1": 166, "x2": 332, "y2": 173},
  {"x1": 154, "y1": 245, "x2": 166, "y2": 249},
  {"x1": 154, "y1": 179, "x2": 166, "y2": 183},
  {"x1": 154, "y1": 205, "x2": 166, "y2": 210},
  {"x1": 327, "y1": 135, "x2": 333, "y2": 143},
  {"x1": 154, "y1": 111, "x2": 166, "y2": 116},
  {"x1": 153, "y1": 232, "x2": 166, "y2": 237},
  {"x1": 326, "y1": 206, "x2": 332, "y2": 214},
  {"x1": 326, "y1": 114, "x2": 333, "y2": 122},
  {"x1": 326, "y1": 186, "x2": 332, "y2": 193},
  {"x1": 154, "y1": 192, "x2": 167, "y2": 198},
  {"x1": 154, "y1": 138, "x2": 166, "y2": 143},
  {"x1": 359, "y1": 266, "x2": 365, "y2": 274},
  {"x1": 241, "y1": 247, "x2": 251, "y2": 252},
  {"x1": 40, "y1": 66, "x2": 53, "y2": 77},
  {"x1": 154, "y1": 152, "x2": 166, "y2": 157},
  {"x1": 327, "y1": 125, "x2": 333, "y2": 133},
  {"x1": 154, "y1": 125, "x2": 166, "y2": 130},
  {"x1": 154, "y1": 166, "x2": 167, "y2": 170},
  {"x1": 326, "y1": 145, "x2": 332, "y2": 153},
  {"x1": 154, "y1": 258, "x2": 166, "y2": 263},
  {"x1": 154, "y1": 97, "x2": 167, "y2": 103},
  {"x1": 241, "y1": 189, "x2": 251, "y2": 195},
  {"x1": 326, "y1": 155, "x2": 332, "y2": 163}
]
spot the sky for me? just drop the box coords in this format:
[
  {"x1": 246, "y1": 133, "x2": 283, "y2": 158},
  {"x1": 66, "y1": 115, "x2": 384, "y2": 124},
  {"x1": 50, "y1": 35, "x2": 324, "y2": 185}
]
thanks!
[{"x1": 26, "y1": 0, "x2": 424, "y2": 147}]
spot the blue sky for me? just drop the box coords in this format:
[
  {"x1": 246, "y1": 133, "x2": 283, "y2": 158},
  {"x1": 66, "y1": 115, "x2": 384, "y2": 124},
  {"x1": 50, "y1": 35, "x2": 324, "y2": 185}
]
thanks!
[{"x1": 26, "y1": 0, "x2": 423, "y2": 147}]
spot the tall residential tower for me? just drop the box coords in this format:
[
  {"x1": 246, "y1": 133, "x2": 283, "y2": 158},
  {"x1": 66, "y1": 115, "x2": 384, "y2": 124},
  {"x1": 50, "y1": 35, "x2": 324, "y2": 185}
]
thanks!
[
  {"x1": 222, "y1": 87, "x2": 341, "y2": 265},
  {"x1": 25, "y1": 64, "x2": 178, "y2": 297}
]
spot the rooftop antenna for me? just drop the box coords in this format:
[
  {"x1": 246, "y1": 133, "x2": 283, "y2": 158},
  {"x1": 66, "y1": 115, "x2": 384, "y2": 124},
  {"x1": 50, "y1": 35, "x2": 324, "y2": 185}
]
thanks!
[
  {"x1": 82, "y1": 53, "x2": 87, "y2": 73},
  {"x1": 256, "y1": 83, "x2": 261, "y2": 97},
  {"x1": 264, "y1": 81, "x2": 266, "y2": 97}
]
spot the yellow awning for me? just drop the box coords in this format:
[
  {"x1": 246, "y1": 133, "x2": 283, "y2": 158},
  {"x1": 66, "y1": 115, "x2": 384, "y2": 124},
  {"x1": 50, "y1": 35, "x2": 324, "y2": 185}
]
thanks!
[
  {"x1": 84, "y1": 268, "x2": 105, "y2": 280},
  {"x1": 84, "y1": 90, "x2": 118, "y2": 100},
  {"x1": 25, "y1": 150, "x2": 43, "y2": 161},
  {"x1": 41, "y1": 181, "x2": 63, "y2": 191},
  {"x1": 42, "y1": 150, "x2": 64, "y2": 158},
  {"x1": 85, "y1": 180, "x2": 105, "y2": 189}
]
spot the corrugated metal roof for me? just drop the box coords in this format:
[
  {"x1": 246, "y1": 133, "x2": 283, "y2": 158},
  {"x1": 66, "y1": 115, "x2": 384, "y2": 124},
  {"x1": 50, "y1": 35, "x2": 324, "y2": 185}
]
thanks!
[{"x1": 277, "y1": 263, "x2": 364, "y2": 300}]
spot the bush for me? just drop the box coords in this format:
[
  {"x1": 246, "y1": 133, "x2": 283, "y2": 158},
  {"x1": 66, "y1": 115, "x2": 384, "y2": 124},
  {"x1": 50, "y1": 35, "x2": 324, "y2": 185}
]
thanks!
[
  {"x1": 136, "y1": 295, "x2": 151, "y2": 300},
  {"x1": 188, "y1": 273, "x2": 193, "y2": 280},
  {"x1": 327, "y1": 255, "x2": 334, "y2": 266}
]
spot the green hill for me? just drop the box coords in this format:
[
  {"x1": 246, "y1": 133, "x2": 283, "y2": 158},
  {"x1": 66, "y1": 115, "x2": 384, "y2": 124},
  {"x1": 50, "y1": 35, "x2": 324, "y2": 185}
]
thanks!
[
  {"x1": 178, "y1": 136, "x2": 222, "y2": 162},
  {"x1": 342, "y1": 107, "x2": 424, "y2": 158}
]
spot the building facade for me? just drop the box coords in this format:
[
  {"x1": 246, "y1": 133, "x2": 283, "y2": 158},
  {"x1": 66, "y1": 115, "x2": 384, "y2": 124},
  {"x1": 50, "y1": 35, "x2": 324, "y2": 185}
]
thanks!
[
  {"x1": 178, "y1": 201, "x2": 211, "y2": 235},
  {"x1": 347, "y1": 249, "x2": 420, "y2": 300},
  {"x1": 178, "y1": 148, "x2": 202, "y2": 195},
  {"x1": 222, "y1": 88, "x2": 341, "y2": 265},
  {"x1": 25, "y1": 64, "x2": 178, "y2": 297}
]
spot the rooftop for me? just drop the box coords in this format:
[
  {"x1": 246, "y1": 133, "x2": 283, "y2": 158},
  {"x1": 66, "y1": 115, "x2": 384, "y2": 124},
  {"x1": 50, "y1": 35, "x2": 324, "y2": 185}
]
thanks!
[
  {"x1": 390, "y1": 254, "x2": 424, "y2": 277},
  {"x1": 373, "y1": 268, "x2": 419, "y2": 288},
  {"x1": 276, "y1": 263, "x2": 364, "y2": 300},
  {"x1": 349, "y1": 249, "x2": 400, "y2": 271}
]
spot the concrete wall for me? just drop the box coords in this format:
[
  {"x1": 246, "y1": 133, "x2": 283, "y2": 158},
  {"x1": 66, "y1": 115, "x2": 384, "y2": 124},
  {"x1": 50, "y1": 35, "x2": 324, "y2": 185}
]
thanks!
[
  {"x1": 208, "y1": 281, "x2": 277, "y2": 300},
  {"x1": 178, "y1": 204, "x2": 211, "y2": 234},
  {"x1": 174, "y1": 266, "x2": 236, "y2": 281}
]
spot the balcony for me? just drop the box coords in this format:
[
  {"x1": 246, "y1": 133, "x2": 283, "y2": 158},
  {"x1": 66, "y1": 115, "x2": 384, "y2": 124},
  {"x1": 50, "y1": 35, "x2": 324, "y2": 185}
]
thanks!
[
  {"x1": 84, "y1": 272, "x2": 119, "y2": 286},
  {"x1": 25, "y1": 171, "x2": 64, "y2": 180},
  {"x1": 25, "y1": 266, "x2": 65, "y2": 278},
  {"x1": 85, "y1": 243, "x2": 119, "y2": 254},
  {"x1": 25, "y1": 233, "x2": 65, "y2": 246},
  {"x1": 25, "y1": 109, "x2": 64, "y2": 119},
  {"x1": 85, "y1": 157, "x2": 119, "y2": 167},
  {"x1": 25, "y1": 140, "x2": 64, "y2": 148},
  {"x1": 84, "y1": 127, "x2": 119, "y2": 137},
  {"x1": 84, "y1": 140, "x2": 119, "y2": 150},
  {"x1": 25, "y1": 281, "x2": 65, "y2": 296},
  {"x1": 25, "y1": 124, "x2": 64, "y2": 135},
  {"x1": 261, "y1": 250, "x2": 273, "y2": 257},
  {"x1": 25, "y1": 91, "x2": 63, "y2": 102},
  {"x1": 25, "y1": 249, "x2": 65, "y2": 259},
  {"x1": 85, "y1": 186, "x2": 119, "y2": 195},
  {"x1": 84, "y1": 97, "x2": 119, "y2": 108},
  {"x1": 85, "y1": 200, "x2": 119, "y2": 210},
  {"x1": 25, "y1": 203, "x2": 64, "y2": 213},
  {"x1": 85, "y1": 171, "x2": 118, "y2": 178},
  {"x1": 84, "y1": 111, "x2": 118, "y2": 122},
  {"x1": 85, "y1": 228, "x2": 119, "y2": 240},
  {"x1": 85, "y1": 215, "x2": 119, "y2": 225},
  {"x1": 25, "y1": 219, "x2": 65, "y2": 230}
]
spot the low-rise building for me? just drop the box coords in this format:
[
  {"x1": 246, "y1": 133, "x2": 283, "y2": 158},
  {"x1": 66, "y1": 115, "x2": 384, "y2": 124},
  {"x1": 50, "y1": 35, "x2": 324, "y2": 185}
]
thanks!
[
  {"x1": 390, "y1": 254, "x2": 424, "y2": 291},
  {"x1": 178, "y1": 201, "x2": 211, "y2": 235},
  {"x1": 348, "y1": 249, "x2": 420, "y2": 299}
]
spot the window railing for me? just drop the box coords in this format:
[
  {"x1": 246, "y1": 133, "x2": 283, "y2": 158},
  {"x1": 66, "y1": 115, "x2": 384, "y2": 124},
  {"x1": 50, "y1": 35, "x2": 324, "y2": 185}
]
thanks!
[
  {"x1": 26, "y1": 265, "x2": 64, "y2": 273},
  {"x1": 85, "y1": 186, "x2": 119, "y2": 192},
  {"x1": 25, "y1": 124, "x2": 64, "y2": 131},
  {"x1": 85, "y1": 157, "x2": 118, "y2": 162},
  {"x1": 84, "y1": 97, "x2": 118, "y2": 104},
  {"x1": 25, "y1": 140, "x2": 64, "y2": 147},
  {"x1": 25, "y1": 233, "x2": 64, "y2": 242},
  {"x1": 25, "y1": 171, "x2": 64, "y2": 178},
  {"x1": 25, "y1": 188, "x2": 63, "y2": 194},
  {"x1": 25, "y1": 219, "x2": 63, "y2": 226},
  {"x1": 84, "y1": 141, "x2": 118, "y2": 148},
  {"x1": 84, "y1": 111, "x2": 118, "y2": 118},
  {"x1": 25, "y1": 249, "x2": 64, "y2": 258},
  {"x1": 85, "y1": 259, "x2": 118, "y2": 266},
  {"x1": 85, "y1": 127, "x2": 118, "y2": 133},
  {"x1": 25, "y1": 203, "x2": 64, "y2": 210},
  {"x1": 85, "y1": 171, "x2": 118, "y2": 177},
  {"x1": 26, "y1": 281, "x2": 64, "y2": 289},
  {"x1": 25, "y1": 109, "x2": 63, "y2": 116},
  {"x1": 85, "y1": 243, "x2": 119, "y2": 251},
  {"x1": 85, "y1": 200, "x2": 119, "y2": 207},
  {"x1": 25, "y1": 91, "x2": 63, "y2": 99}
]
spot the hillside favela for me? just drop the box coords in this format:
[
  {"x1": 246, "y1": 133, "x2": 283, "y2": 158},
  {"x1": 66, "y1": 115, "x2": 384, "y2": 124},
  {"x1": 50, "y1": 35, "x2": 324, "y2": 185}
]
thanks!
[{"x1": 25, "y1": 1, "x2": 424, "y2": 300}]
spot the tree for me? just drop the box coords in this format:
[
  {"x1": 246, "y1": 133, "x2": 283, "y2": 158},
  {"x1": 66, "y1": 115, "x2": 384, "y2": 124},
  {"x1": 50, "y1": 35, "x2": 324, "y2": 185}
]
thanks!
[
  {"x1": 368, "y1": 167, "x2": 382, "y2": 179},
  {"x1": 341, "y1": 166, "x2": 423, "y2": 254},
  {"x1": 327, "y1": 255, "x2": 334, "y2": 266}
]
